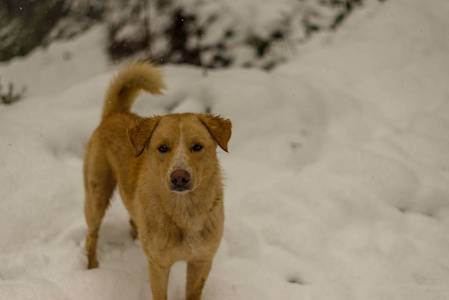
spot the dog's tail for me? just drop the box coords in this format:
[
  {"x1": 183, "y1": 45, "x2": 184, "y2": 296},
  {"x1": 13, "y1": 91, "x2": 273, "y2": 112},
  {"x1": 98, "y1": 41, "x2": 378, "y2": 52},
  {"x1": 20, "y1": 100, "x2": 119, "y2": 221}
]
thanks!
[{"x1": 102, "y1": 61, "x2": 166, "y2": 120}]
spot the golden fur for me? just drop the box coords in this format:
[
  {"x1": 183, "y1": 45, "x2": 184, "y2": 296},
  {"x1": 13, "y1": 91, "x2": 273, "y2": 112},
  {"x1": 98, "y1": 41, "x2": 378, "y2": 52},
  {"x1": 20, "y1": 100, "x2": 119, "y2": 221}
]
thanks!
[{"x1": 83, "y1": 62, "x2": 232, "y2": 300}]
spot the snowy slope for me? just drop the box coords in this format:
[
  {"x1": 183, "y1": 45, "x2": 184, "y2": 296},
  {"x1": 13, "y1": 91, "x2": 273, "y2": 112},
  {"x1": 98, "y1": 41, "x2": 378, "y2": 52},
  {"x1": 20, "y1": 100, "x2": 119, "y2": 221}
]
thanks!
[{"x1": 1, "y1": 0, "x2": 449, "y2": 299}]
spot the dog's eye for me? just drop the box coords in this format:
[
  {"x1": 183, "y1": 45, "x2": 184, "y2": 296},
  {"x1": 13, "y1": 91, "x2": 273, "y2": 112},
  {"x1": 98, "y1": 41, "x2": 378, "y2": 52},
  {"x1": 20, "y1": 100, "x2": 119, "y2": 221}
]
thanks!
[
  {"x1": 192, "y1": 144, "x2": 203, "y2": 152},
  {"x1": 158, "y1": 144, "x2": 169, "y2": 153}
]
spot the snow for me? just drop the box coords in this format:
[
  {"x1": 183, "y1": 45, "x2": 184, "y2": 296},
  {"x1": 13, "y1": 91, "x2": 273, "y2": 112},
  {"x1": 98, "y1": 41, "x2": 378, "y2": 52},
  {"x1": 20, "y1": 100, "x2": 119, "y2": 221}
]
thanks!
[{"x1": 1, "y1": 0, "x2": 449, "y2": 299}]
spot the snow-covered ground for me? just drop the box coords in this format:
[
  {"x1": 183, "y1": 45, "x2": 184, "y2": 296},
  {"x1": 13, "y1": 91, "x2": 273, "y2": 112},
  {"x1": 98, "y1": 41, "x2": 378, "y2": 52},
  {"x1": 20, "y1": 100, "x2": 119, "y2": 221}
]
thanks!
[{"x1": 1, "y1": 0, "x2": 449, "y2": 299}]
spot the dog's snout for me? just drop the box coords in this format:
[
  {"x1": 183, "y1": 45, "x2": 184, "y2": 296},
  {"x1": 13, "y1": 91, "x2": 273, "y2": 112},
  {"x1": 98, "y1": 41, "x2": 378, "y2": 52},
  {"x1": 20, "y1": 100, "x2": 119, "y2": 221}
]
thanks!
[{"x1": 170, "y1": 169, "x2": 190, "y2": 187}]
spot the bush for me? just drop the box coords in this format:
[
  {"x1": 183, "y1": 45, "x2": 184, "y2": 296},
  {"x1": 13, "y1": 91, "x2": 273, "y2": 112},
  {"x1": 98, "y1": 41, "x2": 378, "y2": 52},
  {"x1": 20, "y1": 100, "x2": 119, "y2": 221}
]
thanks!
[
  {"x1": 0, "y1": 78, "x2": 26, "y2": 105},
  {"x1": 145, "y1": 0, "x2": 376, "y2": 70},
  {"x1": 1, "y1": 0, "x2": 385, "y2": 69}
]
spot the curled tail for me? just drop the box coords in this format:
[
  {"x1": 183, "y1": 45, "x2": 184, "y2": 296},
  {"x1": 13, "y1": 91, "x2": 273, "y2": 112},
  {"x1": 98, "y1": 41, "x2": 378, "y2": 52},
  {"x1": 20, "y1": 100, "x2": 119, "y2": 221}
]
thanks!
[{"x1": 102, "y1": 62, "x2": 166, "y2": 119}]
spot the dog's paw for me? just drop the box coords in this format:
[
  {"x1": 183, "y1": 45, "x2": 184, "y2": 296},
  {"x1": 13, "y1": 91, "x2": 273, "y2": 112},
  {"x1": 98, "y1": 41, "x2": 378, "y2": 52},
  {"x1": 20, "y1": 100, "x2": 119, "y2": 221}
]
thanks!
[{"x1": 87, "y1": 259, "x2": 99, "y2": 269}]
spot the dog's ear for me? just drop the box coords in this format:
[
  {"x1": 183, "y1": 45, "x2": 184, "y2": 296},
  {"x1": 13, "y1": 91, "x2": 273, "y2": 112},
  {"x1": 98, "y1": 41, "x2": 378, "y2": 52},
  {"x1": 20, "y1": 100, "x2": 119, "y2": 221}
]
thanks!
[
  {"x1": 128, "y1": 117, "x2": 160, "y2": 157},
  {"x1": 198, "y1": 114, "x2": 232, "y2": 152}
]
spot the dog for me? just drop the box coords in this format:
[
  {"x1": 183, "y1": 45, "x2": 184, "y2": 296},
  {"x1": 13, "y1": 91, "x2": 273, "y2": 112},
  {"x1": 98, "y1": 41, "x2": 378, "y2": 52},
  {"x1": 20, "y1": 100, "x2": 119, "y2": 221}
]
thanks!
[{"x1": 83, "y1": 62, "x2": 232, "y2": 300}]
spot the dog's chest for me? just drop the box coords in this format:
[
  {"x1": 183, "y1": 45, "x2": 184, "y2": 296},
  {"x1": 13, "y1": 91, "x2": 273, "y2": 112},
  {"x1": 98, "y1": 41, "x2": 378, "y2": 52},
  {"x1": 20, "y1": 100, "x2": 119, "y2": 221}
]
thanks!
[
  {"x1": 170, "y1": 224, "x2": 213, "y2": 260},
  {"x1": 138, "y1": 193, "x2": 222, "y2": 262},
  {"x1": 161, "y1": 218, "x2": 220, "y2": 262}
]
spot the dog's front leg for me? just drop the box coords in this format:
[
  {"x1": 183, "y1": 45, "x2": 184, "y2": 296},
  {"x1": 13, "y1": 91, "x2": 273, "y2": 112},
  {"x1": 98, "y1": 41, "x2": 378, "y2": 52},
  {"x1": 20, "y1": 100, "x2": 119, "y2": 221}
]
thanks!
[
  {"x1": 147, "y1": 259, "x2": 171, "y2": 300},
  {"x1": 186, "y1": 259, "x2": 213, "y2": 300}
]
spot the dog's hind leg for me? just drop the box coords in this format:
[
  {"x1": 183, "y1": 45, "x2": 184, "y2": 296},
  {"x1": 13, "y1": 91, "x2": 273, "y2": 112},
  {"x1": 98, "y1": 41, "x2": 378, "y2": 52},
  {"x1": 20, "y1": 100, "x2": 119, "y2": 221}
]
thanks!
[
  {"x1": 83, "y1": 150, "x2": 116, "y2": 269},
  {"x1": 129, "y1": 218, "x2": 138, "y2": 239}
]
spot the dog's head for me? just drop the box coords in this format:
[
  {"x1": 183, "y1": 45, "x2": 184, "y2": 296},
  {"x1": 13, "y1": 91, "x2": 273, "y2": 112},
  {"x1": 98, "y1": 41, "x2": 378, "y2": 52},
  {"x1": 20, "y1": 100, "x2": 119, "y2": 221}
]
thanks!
[{"x1": 128, "y1": 113, "x2": 232, "y2": 193}]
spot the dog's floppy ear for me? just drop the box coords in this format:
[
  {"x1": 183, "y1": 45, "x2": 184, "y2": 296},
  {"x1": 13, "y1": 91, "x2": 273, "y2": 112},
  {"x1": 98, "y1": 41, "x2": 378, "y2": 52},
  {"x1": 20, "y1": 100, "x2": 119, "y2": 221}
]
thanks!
[
  {"x1": 128, "y1": 117, "x2": 160, "y2": 157},
  {"x1": 198, "y1": 114, "x2": 232, "y2": 152}
]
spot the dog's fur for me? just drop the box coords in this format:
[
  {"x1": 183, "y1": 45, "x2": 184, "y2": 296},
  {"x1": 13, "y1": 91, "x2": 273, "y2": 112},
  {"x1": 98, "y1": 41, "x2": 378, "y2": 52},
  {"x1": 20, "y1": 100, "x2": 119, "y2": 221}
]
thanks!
[{"x1": 83, "y1": 62, "x2": 231, "y2": 300}]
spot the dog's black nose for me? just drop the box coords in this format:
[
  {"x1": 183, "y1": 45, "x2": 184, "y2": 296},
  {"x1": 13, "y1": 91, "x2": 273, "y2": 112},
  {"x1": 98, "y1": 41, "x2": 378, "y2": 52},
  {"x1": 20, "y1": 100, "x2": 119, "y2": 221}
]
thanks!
[{"x1": 170, "y1": 169, "x2": 190, "y2": 187}]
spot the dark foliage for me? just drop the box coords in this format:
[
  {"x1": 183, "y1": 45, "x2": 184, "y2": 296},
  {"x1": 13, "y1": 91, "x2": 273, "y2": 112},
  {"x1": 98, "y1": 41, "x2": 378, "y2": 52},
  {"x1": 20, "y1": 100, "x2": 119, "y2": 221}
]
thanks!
[
  {"x1": 0, "y1": 0, "x2": 68, "y2": 61},
  {"x1": 0, "y1": 78, "x2": 26, "y2": 105},
  {"x1": 0, "y1": 0, "x2": 386, "y2": 69}
]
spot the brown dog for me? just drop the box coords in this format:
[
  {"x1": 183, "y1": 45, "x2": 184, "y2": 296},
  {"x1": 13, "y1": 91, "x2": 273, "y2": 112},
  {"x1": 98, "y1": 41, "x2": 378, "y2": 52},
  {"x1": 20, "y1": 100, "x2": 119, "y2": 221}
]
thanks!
[{"x1": 83, "y1": 62, "x2": 232, "y2": 300}]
